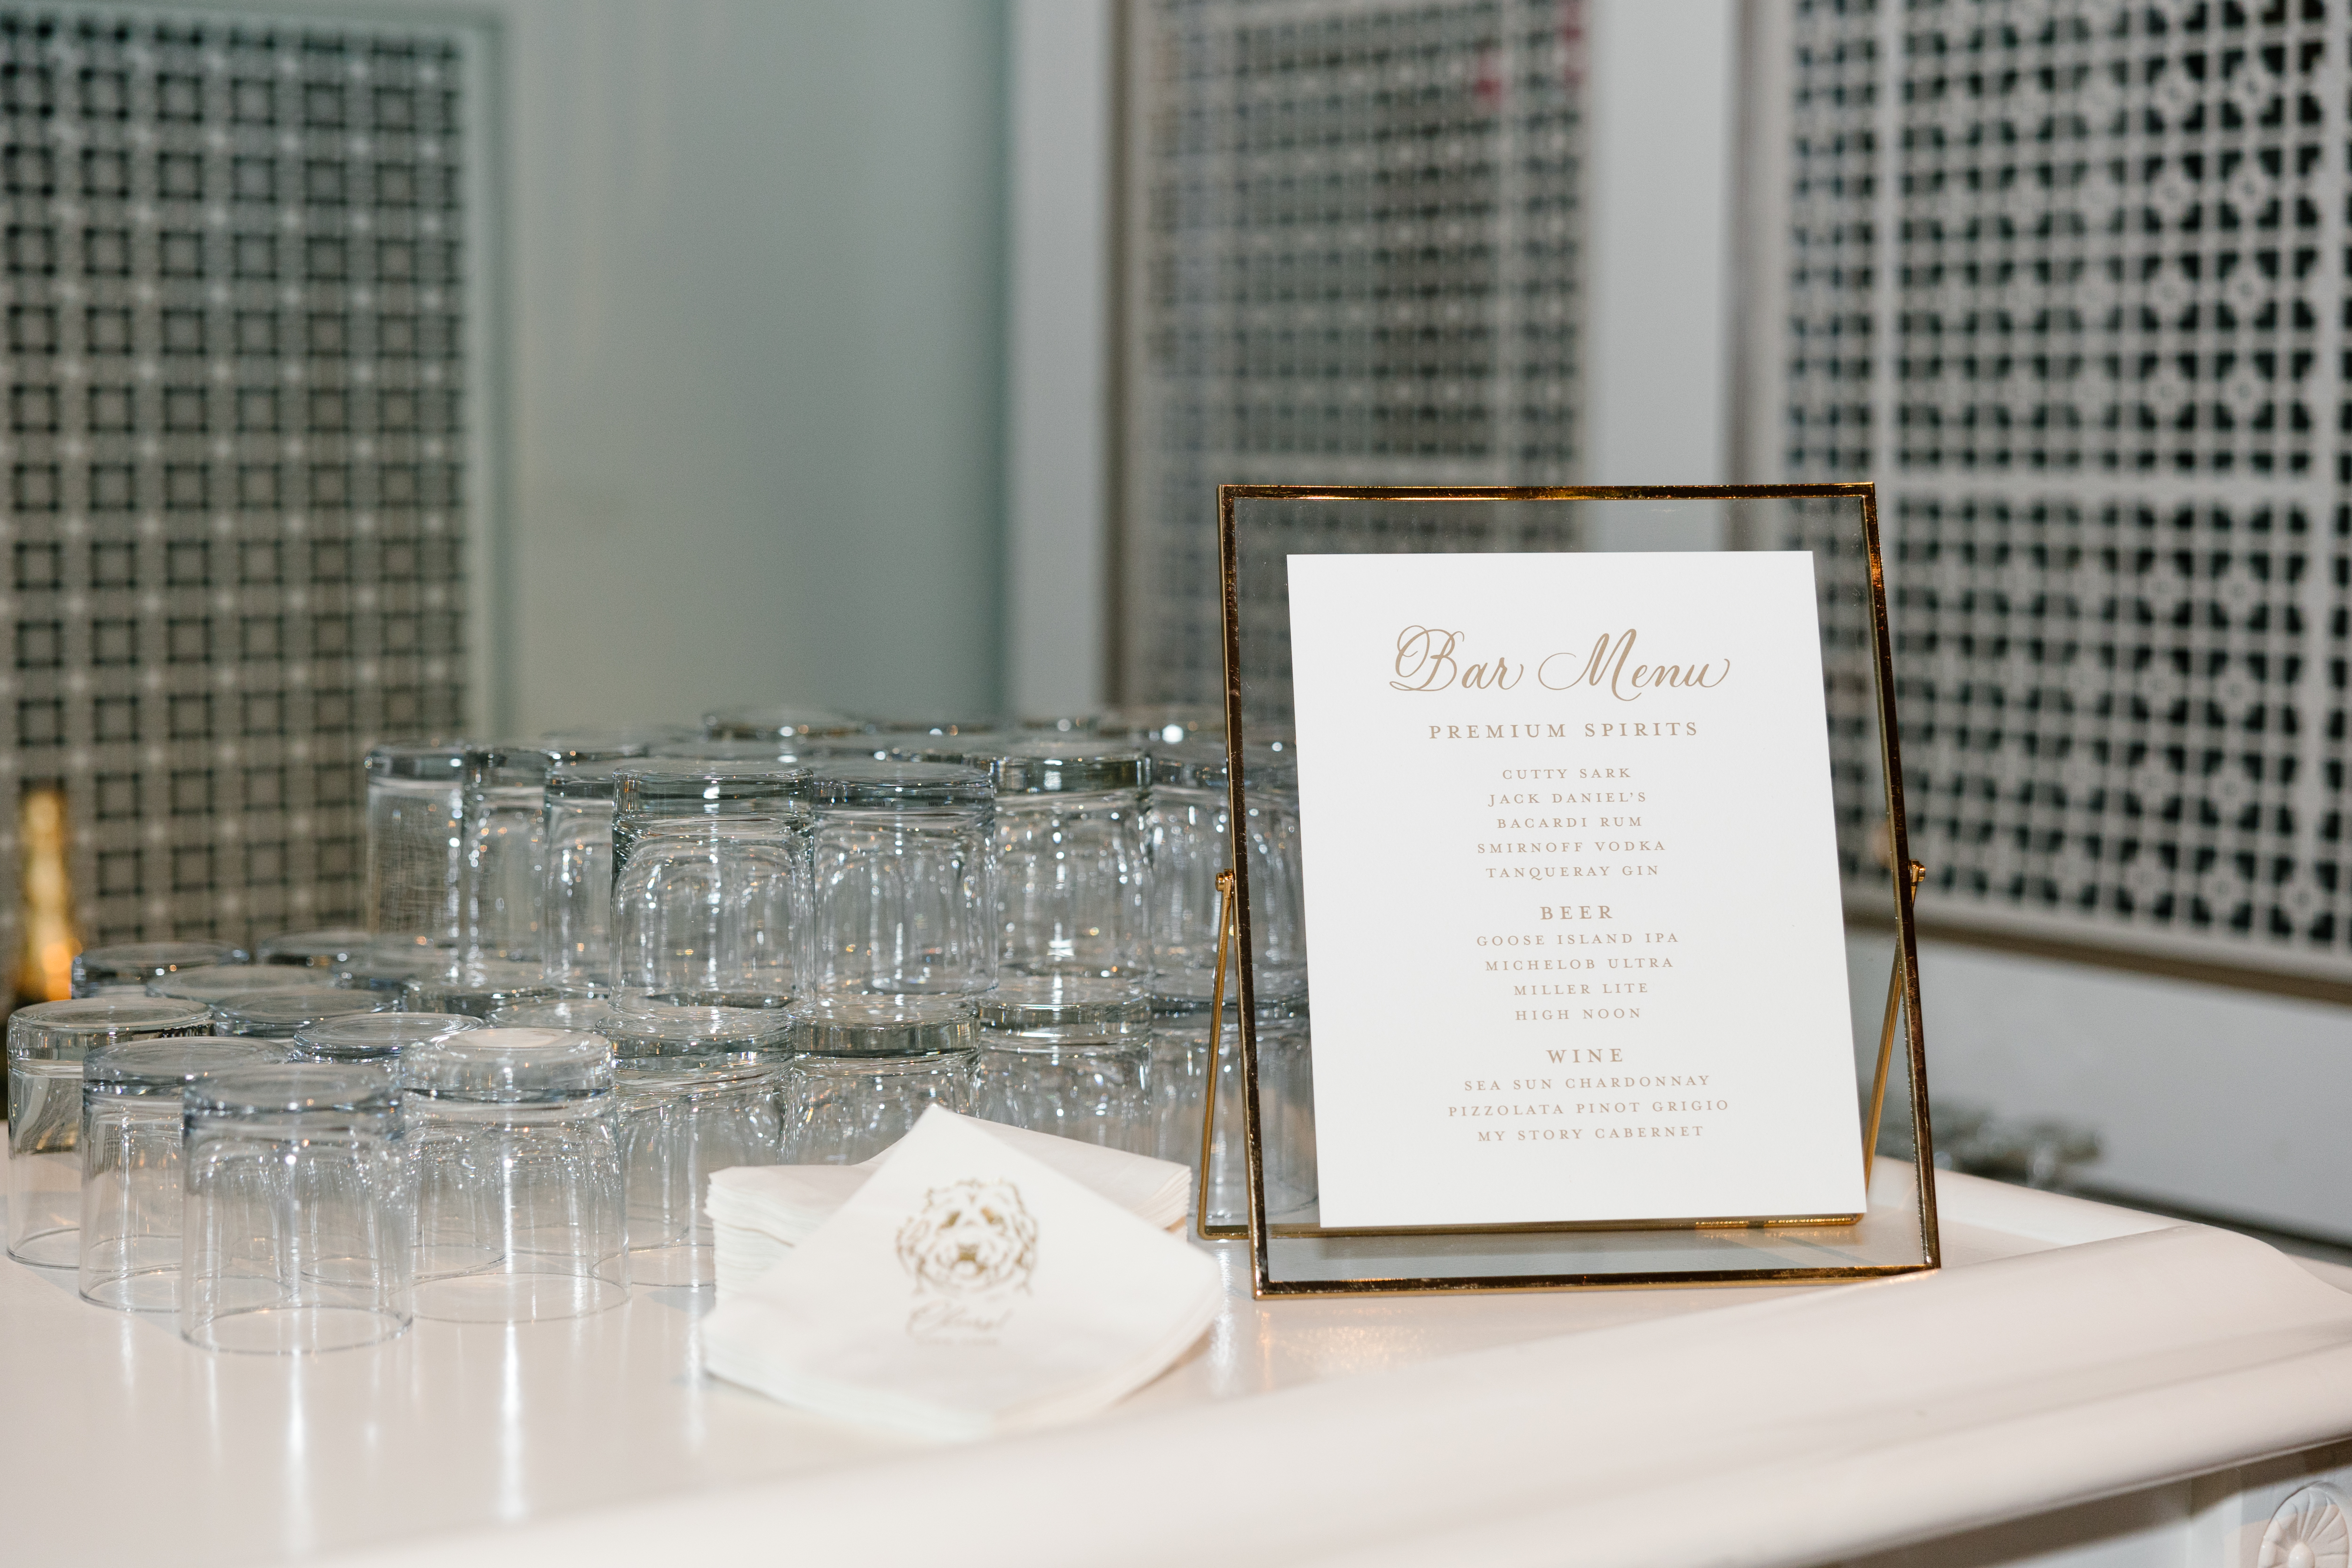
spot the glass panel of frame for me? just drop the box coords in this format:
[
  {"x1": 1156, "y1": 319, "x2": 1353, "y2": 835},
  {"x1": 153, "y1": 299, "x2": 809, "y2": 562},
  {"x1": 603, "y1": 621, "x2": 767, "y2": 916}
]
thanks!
[{"x1": 1216, "y1": 486, "x2": 1938, "y2": 1296}]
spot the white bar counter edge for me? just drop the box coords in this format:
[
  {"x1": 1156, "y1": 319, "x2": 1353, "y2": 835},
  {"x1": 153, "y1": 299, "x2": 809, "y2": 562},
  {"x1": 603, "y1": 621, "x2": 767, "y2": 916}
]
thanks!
[{"x1": 7, "y1": 1162, "x2": 2348, "y2": 1568}]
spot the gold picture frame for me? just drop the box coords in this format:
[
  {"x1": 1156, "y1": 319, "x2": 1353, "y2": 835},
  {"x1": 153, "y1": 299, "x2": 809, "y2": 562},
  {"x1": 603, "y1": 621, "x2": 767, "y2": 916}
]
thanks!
[{"x1": 1205, "y1": 484, "x2": 1939, "y2": 1297}]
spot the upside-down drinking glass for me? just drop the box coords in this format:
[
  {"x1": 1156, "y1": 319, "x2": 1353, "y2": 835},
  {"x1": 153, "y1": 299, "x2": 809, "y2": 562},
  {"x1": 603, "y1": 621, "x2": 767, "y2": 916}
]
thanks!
[
  {"x1": 366, "y1": 741, "x2": 476, "y2": 954},
  {"x1": 402, "y1": 959, "x2": 563, "y2": 1019},
  {"x1": 461, "y1": 745, "x2": 565, "y2": 964},
  {"x1": 1143, "y1": 737, "x2": 1306, "y2": 1003},
  {"x1": 403, "y1": 1028, "x2": 628, "y2": 1322},
  {"x1": 614, "y1": 1054, "x2": 784, "y2": 1288},
  {"x1": 541, "y1": 761, "x2": 633, "y2": 993},
  {"x1": 777, "y1": 996, "x2": 977, "y2": 1163},
  {"x1": 610, "y1": 763, "x2": 812, "y2": 1007},
  {"x1": 148, "y1": 965, "x2": 326, "y2": 1005},
  {"x1": 699, "y1": 704, "x2": 859, "y2": 742},
  {"x1": 973, "y1": 978, "x2": 1152, "y2": 1151},
  {"x1": 969, "y1": 738, "x2": 1150, "y2": 980},
  {"x1": 256, "y1": 929, "x2": 375, "y2": 970},
  {"x1": 73, "y1": 940, "x2": 246, "y2": 997},
  {"x1": 77, "y1": 1038, "x2": 290, "y2": 1310},
  {"x1": 181, "y1": 1064, "x2": 415, "y2": 1353},
  {"x1": 211, "y1": 988, "x2": 394, "y2": 1041},
  {"x1": 1150, "y1": 995, "x2": 1317, "y2": 1227},
  {"x1": 8, "y1": 998, "x2": 213, "y2": 1268},
  {"x1": 290, "y1": 1011, "x2": 485, "y2": 1064},
  {"x1": 803, "y1": 762, "x2": 996, "y2": 998}
]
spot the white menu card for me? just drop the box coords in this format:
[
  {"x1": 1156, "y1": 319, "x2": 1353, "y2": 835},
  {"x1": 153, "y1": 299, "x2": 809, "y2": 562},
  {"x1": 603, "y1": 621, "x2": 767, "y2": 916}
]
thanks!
[{"x1": 1285, "y1": 551, "x2": 1867, "y2": 1229}]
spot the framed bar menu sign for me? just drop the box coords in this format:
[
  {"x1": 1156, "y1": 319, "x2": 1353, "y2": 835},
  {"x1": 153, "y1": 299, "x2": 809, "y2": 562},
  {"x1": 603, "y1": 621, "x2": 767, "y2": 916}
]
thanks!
[{"x1": 1213, "y1": 486, "x2": 1937, "y2": 1297}]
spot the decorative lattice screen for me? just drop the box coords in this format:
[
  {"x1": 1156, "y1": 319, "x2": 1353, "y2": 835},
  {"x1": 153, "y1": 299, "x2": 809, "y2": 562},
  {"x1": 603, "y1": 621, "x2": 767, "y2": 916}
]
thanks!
[
  {"x1": 1745, "y1": 0, "x2": 2352, "y2": 986},
  {"x1": 1120, "y1": 0, "x2": 1590, "y2": 701},
  {"x1": 0, "y1": 7, "x2": 475, "y2": 959}
]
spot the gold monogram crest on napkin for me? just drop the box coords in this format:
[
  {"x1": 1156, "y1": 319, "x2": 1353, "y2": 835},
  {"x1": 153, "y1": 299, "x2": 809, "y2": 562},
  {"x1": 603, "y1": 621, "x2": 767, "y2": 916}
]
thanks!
[{"x1": 700, "y1": 1107, "x2": 1224, "y2": 1439}]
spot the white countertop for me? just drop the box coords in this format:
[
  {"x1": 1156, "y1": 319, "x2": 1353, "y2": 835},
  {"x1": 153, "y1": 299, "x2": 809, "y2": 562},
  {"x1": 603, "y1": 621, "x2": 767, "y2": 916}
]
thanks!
[{"x1": 6, "y1": 1165, "x2": 2349, "y2": 1567}]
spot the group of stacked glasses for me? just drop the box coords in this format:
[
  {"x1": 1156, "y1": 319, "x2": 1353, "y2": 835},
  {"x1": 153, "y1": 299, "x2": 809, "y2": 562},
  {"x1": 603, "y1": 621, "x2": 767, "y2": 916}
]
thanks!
[{"x1": 2, "y1": 703, "x2": 1315, "y2": 1355}]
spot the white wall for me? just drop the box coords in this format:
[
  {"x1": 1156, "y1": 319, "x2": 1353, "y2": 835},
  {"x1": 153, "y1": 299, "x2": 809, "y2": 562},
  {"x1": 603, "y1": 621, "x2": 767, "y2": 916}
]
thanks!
[{"x1": 1848, "y1": 933, "x2": 2352, "y2": 1242}]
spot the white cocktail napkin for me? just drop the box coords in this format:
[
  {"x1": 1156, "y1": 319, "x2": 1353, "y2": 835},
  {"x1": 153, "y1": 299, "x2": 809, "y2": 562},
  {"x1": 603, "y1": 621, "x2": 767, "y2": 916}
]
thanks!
[
  {"x1": 705, "y1": 1114, "x2": 1191, "y2": 1299},
  {"x1": 700, "y1": 1106, "x2": 1224, "y2": 1440}
]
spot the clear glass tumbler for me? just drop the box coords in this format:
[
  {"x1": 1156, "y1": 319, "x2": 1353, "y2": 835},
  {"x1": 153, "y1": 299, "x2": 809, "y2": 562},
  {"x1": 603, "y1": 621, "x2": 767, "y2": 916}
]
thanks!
[
  {"x1": 533, "y1": 728, "x2": 673, "y2": 759},
  {"x1": 73, "y1": 940, "x2": 246, "y2": 996},
  {"x1": 777, "y1": 1050, "x2": 976, "y2": 1165},
  {"x1": 181, "y1": 1064, "x2": 415, "y2": 1353},
  {"x1": 402, "y1": 958, "x2": 562, "y2": 1019},
  {"x1": 458, "y1": 739, "x2": 649, "y2": 968},
  {"x1": 1149, "y1": 995, "x2": 1317, "y2": 1226},
  {"x1": 969, "y1": 738, "x2": 1151, "y2": 979},
  {"x1": 256, "y1": 929, "x2": 375, "y2": 969},
  {"x1": 804, "y1": 761, "x2": 996, "y2": 997},
  {"x1": 610, "y1": 763, "x2": 812, "y2": 1007},
  {"x1": 541, "y1": 760, "x2": 633, "y2": 993},
  {"x1": 149, "y1": 965, "x2": 325, "y2": 1005},
  {"x1": 77, "y1": 1038, "x2": 289, "y2": 1310},
  {"x1": 366, "y1": 740, "x2": 477, "y2": 954},
  {"x1": 973, "y1": 978, "x2": 1151, "y2": 1151},
  {"x1": 461, "y1": 745, "x2": 565, "y2": 964},
  {"x1": 212, "y1": 987, "x2": 392, "y2": 1041},
  {"x1": 333, "y1": 949, "x2": 437, "y2": 997},
  {"x1": 8, "y1": 998, "x2": 213, "y2": 1267},
  {"x1": 490, "y1": 997, "x2": 625, "y2": 1032},
  {"x1": 644, "y1": 737, "x2": 838, "y2": 765},
  {"x1": 605, "y1": 994, "x2": 796, "y2": 1059},
  {"x1": 291, "y1": 1011, "x2": 484, "y2": 1064},
  {"x1": 700, "y1": 703, "x2": 859, "y2": 741},
  {"x1": 1106, "y1": 702, "x2": 1225, "y2": 747},
  {"x1": 602, "y1": 996, "x2": 791, "y2": 1286},
  {"x1": 1143, "y1": 737, "x2": 1307, "y2": 1003},
  {"x1": 402, "y1": 1027, "x2": 628, "y2": 1322},
  {"x1": 615, "y1": 1057, "x2": 782, "y2": 1288},
  {"x1": 849, "y1": 714, "x2": 1001, "y2": 740}
]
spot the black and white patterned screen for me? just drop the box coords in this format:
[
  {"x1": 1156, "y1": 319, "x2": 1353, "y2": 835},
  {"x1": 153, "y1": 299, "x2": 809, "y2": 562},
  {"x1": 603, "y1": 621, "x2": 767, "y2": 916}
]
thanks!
[
  {"x1": 1748, "y1": 0, "x2": 2352, "y2": 985},
  {"x1": 1120, "y1": 0, "x2": 1590, "y2": 701},
  {"x1": 0, "y1": 7, "x2": 471, "y2": 957}
]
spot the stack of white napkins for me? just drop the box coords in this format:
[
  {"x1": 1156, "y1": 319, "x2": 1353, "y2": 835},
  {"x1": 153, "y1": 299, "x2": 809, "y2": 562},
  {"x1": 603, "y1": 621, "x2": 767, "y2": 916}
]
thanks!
[
  {"x1": 706, "y1": 1115, "x2": 1192, "y2": 1299},
  {"x1": 700, "y1": 1108, "x2": 1223, "y2": 1439}
]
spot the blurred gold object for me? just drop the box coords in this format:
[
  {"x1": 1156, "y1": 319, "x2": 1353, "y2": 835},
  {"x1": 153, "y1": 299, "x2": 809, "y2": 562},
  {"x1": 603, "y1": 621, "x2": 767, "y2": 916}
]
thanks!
[{"x1": 16, "y1": 785, "x2": 79, "y2": 1003}]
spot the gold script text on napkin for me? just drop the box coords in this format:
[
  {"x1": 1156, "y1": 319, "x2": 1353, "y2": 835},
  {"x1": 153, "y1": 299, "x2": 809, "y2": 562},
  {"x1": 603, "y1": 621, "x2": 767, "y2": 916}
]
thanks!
[{"x1": 1389, "y1": 627, "x2": 1732, "y2": 699}]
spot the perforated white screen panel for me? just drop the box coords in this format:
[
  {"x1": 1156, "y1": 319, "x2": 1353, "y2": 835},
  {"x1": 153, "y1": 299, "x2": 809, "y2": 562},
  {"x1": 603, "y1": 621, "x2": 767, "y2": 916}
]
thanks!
[
  {"x1": 1120, "y1": 0, "x2": 1591, "y2": 701},
  {"x1": 0, "y1": 8, "x2": 476, "y2": 958},
  {"x1": 1746, "y1": 0, "x2": 2352, "y2": 985}
]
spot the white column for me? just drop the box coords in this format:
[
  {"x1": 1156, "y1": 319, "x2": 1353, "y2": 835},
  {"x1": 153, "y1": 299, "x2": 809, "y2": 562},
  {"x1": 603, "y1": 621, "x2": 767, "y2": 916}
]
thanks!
[
  {"x1": 1583, "y1": 0, "x2": 1737, "y2": 543},
  {"x1": 1005, "y1": 0, "x2": 1113, "y2": 716}
]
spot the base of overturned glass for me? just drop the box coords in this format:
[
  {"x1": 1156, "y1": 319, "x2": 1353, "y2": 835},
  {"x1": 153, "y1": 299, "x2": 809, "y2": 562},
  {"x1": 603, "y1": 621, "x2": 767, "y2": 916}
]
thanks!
[
  {"x1": 412, "y1": 1266, "x2": 628, "y2": 1324},
  {"x1": 185, "y1": 1303, "x2": 413, "y2": 1355}
]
